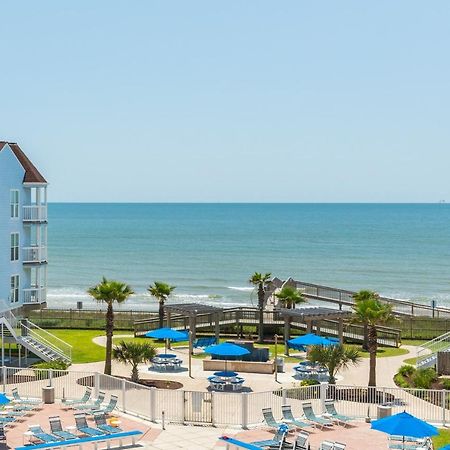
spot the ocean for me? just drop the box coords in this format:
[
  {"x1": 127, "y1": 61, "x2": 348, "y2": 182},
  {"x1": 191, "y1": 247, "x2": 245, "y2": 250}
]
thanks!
[{"x1": 47, "y1": 203, "x2": 450, "y2": 311}]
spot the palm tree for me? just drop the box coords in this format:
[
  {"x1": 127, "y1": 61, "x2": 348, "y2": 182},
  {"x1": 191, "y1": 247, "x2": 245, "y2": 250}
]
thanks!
[
  {"x1": 352, "y1": 292, "x2": 395, "y2": 387},
  {"x1": 353, "y1": 290, "x2": 376, "y2": 350},
  {"x1": 275, "y1": 286, "x2": 305, "y2": 309},
  {"x1": 307, "y1": 344, "x2": 361, "y2": 384},
  {"x1": 113, "y1": 340, "x2": 156, "y2": 383},
  {"x1": 87, "y1": 277, "x2": 134, "y2": 375},
  {"x1": 249, "y1": 272, "x2": 272, "y2": 343},
  {"x1": 148, "y1": 281, "x2": 176, "y2": 328}
]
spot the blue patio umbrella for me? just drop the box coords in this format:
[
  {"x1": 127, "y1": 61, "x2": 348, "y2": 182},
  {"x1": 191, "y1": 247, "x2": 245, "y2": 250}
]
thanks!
[
  {"x1": 371, "y1": 411, "x2": 438, "y2": 448},
  {"x1": 145, "y1": 327, "x2": 188, "y2": 353},
  {"x1": 204, "y1": 342, "x2": 250, "y2": 372},
  {"x1": 288, "y1": 333, "x2": 336, "y2": 347},
  {"x1": 0, "y1": 393, "x2": 10, "y2": 405}
]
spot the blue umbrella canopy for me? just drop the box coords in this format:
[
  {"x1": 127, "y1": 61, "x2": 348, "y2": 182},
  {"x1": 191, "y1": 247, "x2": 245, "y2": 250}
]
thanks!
[
  {"x1": 288, "y1": 333, "x2": 336, "y2": 347},
  {"x1": 371, "y1": 411, "x2": 438, "y2": 439},
  {"x1": 0, "y1": 393, "x2": 10, "y2": 405},
  {"x1": 145, "y1": 328, "x2": 188, "y2": 340},
  {"x1": 204, "y1": 342, "x2": 250, "y2": 357}
]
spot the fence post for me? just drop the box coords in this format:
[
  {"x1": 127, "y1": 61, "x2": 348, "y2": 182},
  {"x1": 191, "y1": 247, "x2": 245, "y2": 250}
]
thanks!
[
  {"x1": 320, "y1": 383, "x2": 328, "y2": 413},
  {"x1": 2, "y1": 366, "x2": 6, "y2": 392},
  {"x1": 150, "y1": 387, "x2": 156, "y2": 422},
  {"x1": 121, "y1": 379, "x2": 126, "y2": 413},
  {"x1": 94, "y1": 372, "x2": 100, "y2": 398},
  {"x1": 442, "y1": 390, "x2": 446, "y2": 426},
  {"x1": 49, "y1": 369, "x2": 53, "y2": 387},
  {"x1": 211, "y1": 391, "x2": 215, "y2": 427},
  {"x1": 241, "y1": 393, "x2": 248, "y2": 429},
  {"x1": 282, "y1": 389, "x2": 287, "y2": 406}
]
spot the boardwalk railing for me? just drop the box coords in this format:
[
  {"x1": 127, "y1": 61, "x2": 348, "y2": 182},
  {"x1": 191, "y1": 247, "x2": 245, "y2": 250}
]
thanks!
[
  {"x1": 1, "y1": 366, "x2": 449, "y2": 427},
  {"x1": 294, "y1": 280, "x2": 450, "y2": 318},
  {"x1": 134, "y1": 307, "x2": 402, "y2": 347}
]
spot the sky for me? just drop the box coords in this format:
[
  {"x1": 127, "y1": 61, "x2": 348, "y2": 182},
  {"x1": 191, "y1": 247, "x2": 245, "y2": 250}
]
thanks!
[{"x1": 0, "y1": 1, "x2": 449, "y2": 203}]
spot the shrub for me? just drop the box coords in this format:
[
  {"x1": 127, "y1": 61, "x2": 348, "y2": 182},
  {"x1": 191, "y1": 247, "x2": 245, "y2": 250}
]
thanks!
[
  {"x1": 301, "y1": 379, "x2": 320, "y2": 386},
  {"x1": 441, "y1": 379, "x2": 450, "y2": 390},
  {"x1": 394, "y1": 373, "x2": 411, "y2": 388},
  {"x1": 398, "y1": 364, "x2": 415, "y2": 377},
  {"x1": 411, "y1": 368, "x2": 437, "y2": 389},
  {"x1": 33, "y1": 360, "x2": 69, "y2": 370}
]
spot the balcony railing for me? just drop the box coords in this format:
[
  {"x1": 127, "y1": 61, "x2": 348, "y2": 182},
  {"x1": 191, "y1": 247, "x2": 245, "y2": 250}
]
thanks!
[
  {"x1": 23, "y1": 205, "x2": 48, "y2": 222},
  {"x1": 23, "y1": 287, "x2": 47, "y2": 304},
  {"x1": 22, "y1": 246, "x2": 48, "y2": 264}
]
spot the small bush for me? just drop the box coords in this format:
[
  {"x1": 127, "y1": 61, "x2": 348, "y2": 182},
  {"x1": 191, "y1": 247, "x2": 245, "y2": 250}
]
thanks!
[
  {"x1": 411, "y1": 368, "x2": 437, "y2": 389},
  {"x1": 394, "y1": 373, "x2": 411, "y2": 388},
  {"x1": 300, "y1": 379, "x2": 320, "y2": 386},
  {"x1": 441, "y1": 379, "x2": 450, "y2": 390},
  {"x1": 398, "y1": 364, "x2": 415, "y2": 377},
  {"x1": 33, "y1": 360, "x2": 69, "y2": 370}
]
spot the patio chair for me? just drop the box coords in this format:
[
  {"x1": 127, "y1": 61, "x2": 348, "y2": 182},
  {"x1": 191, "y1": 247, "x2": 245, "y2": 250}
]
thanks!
[
  {"x1": 320, "y1": 441, "x2": 335, "y2": 450},
  {"x1": 0, "y1": 417, "x2": 16, "y2": 424},
  {"x1": 251, "y1": 427, "x2": 287, "y2": 448},
  {"x1": 49, "y1": 416, "x2": 78, "y2": 440},
  {"x1": 302, "y1": 402, "x2": 333, "y2": 429},
  {"x1": 28, "y1": 425, "x2": 61, "y2": 443},
  {"x1": 74, "y1": 412, "x2": 104, "y2": 436},
  {"x1": 93, "y1": 411, "x2": 122, "y2": 434},
  {"x1": 11, "y1": 388, "x2": 41, "y2": 405},
  {"x1": 77, "y1": 391, "x2": 105, "y2": 411},
  {"x1": 281, "y1": 405, "x2": 311, "y2": 430},
  {"x1": 0, "y1": 424, "x2": 6, "y2": 442},
  {"x1": 334, "y1": 443, "x2": 346, "y2": 450},
  {"x1": 90, "y1": 395, "x2": 118, "y2": 415},
  {"x1": 262, "y1": 408, "x2": 294, "y2": 432},
  {"x1": 292, "y1": 431, "x2": 310, "y2": 450},
  {"x1": 324, "y1": 400, "x2": 352, "y2": 426},
  {"x1": 62, "y1": 387, "x2": 92, "y2": 407}
]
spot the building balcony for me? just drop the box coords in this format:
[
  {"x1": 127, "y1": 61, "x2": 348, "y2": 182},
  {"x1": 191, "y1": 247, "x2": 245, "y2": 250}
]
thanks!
[
  {"x1": 23, "y1": 205, "x2": 48, "y2": 222},
  {"x1": 23, "y1": 287, "x2": 47, "y2": 304},
  {"x1": 23, "y1": 246, "x2": 48, "y2": 264}
]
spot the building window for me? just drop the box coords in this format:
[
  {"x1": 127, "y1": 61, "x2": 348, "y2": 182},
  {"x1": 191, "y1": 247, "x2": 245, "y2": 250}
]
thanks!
[
  {"x1": 10, "y1": 275, "x2": 19, "y2": 303},
  {"x1": 10, "y1": 190, "x2": 19, "y2": 218},
  {"x1": 10, "y1": 233, "x2": 19, "y2": 261}
]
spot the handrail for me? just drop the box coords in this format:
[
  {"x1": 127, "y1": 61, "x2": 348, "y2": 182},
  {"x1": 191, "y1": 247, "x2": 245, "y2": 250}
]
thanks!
[{"x1": 21, "y1": 320, "x2": 72, "y2": 361}]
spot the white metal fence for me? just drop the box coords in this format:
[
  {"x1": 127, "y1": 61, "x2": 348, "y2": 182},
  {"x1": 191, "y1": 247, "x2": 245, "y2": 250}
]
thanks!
[{"x1": 1, "y1": 366, "x2": 449, "y2": 428}]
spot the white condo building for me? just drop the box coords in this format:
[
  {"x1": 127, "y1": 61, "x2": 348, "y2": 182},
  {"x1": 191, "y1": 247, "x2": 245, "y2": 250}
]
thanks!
[{"x1": 0, "y1": 141, "x2": 71, "y2": 365}]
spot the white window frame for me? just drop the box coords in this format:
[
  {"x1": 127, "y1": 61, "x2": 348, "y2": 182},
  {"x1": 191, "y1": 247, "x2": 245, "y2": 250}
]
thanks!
[
  {"x1": 10, "y1": 232, "x2": 19, "y2": 261},
  {"x1": 10, "y1": 189, "x2": 19, "y2": 219},
  {"x1": 10, "y1": 274, "x2": 20, "y2": 303}
]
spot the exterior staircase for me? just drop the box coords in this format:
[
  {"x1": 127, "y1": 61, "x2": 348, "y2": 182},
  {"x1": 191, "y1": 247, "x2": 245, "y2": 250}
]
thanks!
[
  {"x1": 0, "y1": 311, "x2": 72, "y2": 364},
  {"x1": 416, "y1": 331, "x2": 450, "y2": 370}
]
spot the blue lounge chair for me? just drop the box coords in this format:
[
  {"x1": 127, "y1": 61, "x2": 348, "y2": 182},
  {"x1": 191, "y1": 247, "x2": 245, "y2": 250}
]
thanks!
[
  {"x1": 89, "y1": 395, "x2": 118, "y2": 415},
  {"x1": 93, "y1": 412, "x2": 122, "y2": 434},
  {"x1": 262, "y1": 408, "x2": 294, "y2": 431},
  {"x1": 74, "y1": 413, "x2": 104, "y2": 436},
  {"x1": 28, "y1": 425, "x2": 61, "y2": 443},
  {"x1": 251, "y1": 427, "x2": 287, "y2": 448},
  {"x1": 62, "y1": 387, "x2": 92, "y2": 407},
  {"x1": 49, "y1": 416, "x2": 78, "y2": 440},
  {"x1": 12, "y1": 388, "x2": 41, "y2": 405},
  {"x1": 77, "y1": 391, "x2": 105, "y2": 411},
  {"x1": 324, "y1": 400, "x2": 352, "y2": 426},
  {"x1": 281, "y1": 405, "x2": 311, "y2": 429},
  {"x1": 302, "y1": 402, "x2": 333, "y2": 429}
]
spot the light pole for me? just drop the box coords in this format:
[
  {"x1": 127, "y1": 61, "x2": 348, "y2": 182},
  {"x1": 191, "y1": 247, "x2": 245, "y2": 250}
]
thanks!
[{"x1": 274, "y1": 334, "x2": 278, "y2": 383}]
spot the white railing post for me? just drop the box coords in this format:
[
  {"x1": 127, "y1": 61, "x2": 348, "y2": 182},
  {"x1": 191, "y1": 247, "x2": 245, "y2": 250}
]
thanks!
[
  {"x1": 241, "y1": 392, "x2": 248, "y2": 429},
  {"x1": 150, "y1": 387, "x2": 156, "y2": 422},
  {"x1": 2, "y1": 366, "x2": 6, "y2": 392},
  {"x1": 94, "y1": 372, "x2": 100, "y2": 398},
  {"x1": 320, "y1": 382, "x2": 328, "y2": 413},
  {"x1": 49, "y1": 369, "x2": 53, "y2": 387},
  {"x1": 442, "y1": 390, "x2": 446, "y2": 426},
  {"x1": 282, "y1": 388, "x2": 287, "y2": 405},
  {"x1": 121, "y1": 379, "x2": 126, "y2": 413},
  {"x1": 211, "y1": 391, "x2": 215, "y2": 427}
]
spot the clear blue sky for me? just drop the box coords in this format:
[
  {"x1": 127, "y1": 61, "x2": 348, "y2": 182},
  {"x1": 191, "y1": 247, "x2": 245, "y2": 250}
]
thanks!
[{"x1": 0, "y1": 1, "x2": 449, "y2": 202}]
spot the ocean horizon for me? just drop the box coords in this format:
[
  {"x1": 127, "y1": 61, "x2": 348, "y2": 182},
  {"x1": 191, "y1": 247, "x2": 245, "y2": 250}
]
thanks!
[{"x1": 47, "y1": 202, "x2": 450, "y2": 312}]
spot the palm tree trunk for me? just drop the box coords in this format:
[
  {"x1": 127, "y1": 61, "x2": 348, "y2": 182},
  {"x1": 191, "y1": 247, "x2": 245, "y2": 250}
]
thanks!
[
  {"x1": 131, "y1": 364, "x2": 139, "y2": 383},
  {"x1": 104, "y1": 303, "x2": 114, "y2": 375},
  {"x1": 159, "y1": 300, "x2": 165, "y2": 329},
  {"x1": 368, "y1": 325, "x2": 377, "y2": 387},
  {"x1": 258, "y1": 285, "x2": 264, "y2": 343},
  {"x1": 363, "y1": 322, "x2": 369, "y2": 351}
]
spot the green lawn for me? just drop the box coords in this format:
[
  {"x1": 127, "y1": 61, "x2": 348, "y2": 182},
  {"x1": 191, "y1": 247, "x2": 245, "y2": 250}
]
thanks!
[
  {"x1": 433, "y1": 428, "x2": 450, "y2": 448},
  {"x1": 347, "y1": 345, "x2": 410, "y2": 359}
]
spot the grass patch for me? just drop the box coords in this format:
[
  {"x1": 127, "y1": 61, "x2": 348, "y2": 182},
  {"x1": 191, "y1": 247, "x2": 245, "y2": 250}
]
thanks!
[
  {"x1": 346, "y1": 345, "x2": 409, "y2": 359},
  {"x1": 403, "y1": 356, "x2": 417, "y2": 365},
  {"x1": 433, "y1": 428, "x2": 450, "y2": 448}
]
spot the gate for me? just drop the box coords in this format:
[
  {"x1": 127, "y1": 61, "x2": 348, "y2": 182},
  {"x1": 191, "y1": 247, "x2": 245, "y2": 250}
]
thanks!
[{"x1": 183, "y1": 390, "x2": 212, "y2": 424}]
